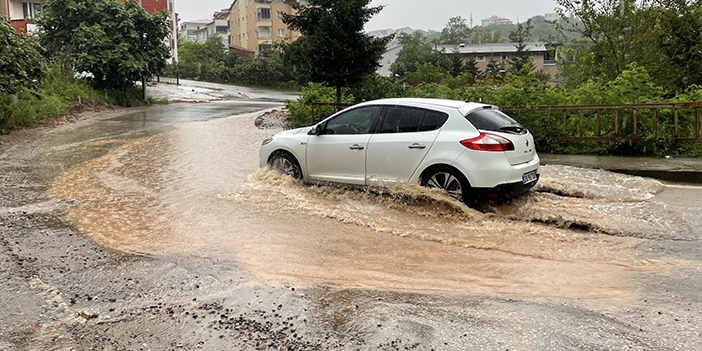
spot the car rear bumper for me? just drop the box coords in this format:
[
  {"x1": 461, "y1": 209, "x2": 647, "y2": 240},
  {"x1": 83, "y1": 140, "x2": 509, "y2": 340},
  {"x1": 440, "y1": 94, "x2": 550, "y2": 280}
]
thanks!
[{"x1": 471, "y1": 173, "x2": 540, "y2": 200}]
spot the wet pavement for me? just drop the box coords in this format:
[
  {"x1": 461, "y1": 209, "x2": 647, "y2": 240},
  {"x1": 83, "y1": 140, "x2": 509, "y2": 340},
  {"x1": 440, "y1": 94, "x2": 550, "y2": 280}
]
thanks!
[
  {"x1": 541, "y1": 153, "x2": 702, "y2": 184},
  {"x1": 1, "y1": 98, "x2": 702, "y2": 350}
]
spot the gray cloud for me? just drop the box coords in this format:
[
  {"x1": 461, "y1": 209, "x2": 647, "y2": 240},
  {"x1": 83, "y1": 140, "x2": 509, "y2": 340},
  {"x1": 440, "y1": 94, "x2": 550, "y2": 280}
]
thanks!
[{"x1": 175, "y1": 0, "x2": 559, "y2": 31}]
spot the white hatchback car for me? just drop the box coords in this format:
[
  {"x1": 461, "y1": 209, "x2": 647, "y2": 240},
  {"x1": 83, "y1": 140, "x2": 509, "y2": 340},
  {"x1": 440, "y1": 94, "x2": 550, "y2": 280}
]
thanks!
[{"x1": 260, "y1": 98, "x2": 539, "y2": 203}]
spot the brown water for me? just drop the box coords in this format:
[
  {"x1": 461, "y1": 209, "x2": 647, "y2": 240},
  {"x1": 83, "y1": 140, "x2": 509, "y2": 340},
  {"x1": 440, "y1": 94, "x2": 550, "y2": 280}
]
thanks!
[{"x1": 48, "y1": 110, "x2": 685, "y2": 299}]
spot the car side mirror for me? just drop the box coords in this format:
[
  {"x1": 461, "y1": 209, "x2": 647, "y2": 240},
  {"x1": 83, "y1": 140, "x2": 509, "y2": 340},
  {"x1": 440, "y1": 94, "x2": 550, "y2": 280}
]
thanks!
[{"x1": 309, "y1": 124, "x2": 323, "y2": 135}]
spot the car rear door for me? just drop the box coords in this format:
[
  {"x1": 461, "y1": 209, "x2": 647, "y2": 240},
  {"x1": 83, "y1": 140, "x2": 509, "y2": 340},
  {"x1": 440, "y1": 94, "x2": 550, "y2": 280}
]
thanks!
[
  {"x1": 365, "y1": 106, "x2": 447, "y2": 185},
  {"x1": 306, "y1": 106, "x2": 381, "y2": 185}
]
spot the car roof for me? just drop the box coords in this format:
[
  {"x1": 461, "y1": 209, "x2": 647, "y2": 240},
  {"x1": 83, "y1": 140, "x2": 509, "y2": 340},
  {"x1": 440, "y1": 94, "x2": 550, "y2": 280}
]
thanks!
[{"x1": 357, "y1": 98, "x2": 489, "y2": 112}]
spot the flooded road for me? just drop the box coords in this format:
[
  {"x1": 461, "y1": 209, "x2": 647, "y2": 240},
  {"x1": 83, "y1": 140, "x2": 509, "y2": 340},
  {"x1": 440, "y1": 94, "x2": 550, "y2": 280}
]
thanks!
[
  {"x1": 3, "y1": 98, "x2": 702, "y2": 350},
  {"x1": 46, "y1": 103, "x2": 694, "y2": 300}
]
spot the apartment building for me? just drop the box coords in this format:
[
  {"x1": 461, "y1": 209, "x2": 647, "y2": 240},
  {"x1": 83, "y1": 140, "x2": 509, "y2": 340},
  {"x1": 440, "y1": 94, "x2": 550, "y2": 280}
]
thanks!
[
  {"x1": 179, "y1": 19, "x2": 213, "y2": 42},
  {"x1": 434, "y1": 42, "x2": 558, "y2": 80},
  {"x1": 227, "y1": 0, "x2": 308, "y2": 56},
  {"x1": 481, "y1": 15, "x2": 513, "y2": 26},
  {"x1": 3, "y1": 0, "x2": 46, "y2": 33},
  {"x1": 191, "y1": 10, "x2": 230, "y2": 45}
]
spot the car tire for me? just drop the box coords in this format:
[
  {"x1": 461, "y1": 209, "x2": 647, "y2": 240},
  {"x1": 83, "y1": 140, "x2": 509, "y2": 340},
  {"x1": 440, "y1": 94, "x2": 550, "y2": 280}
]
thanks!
[
  {"x1": 421, "y1": 166, "x2": 470, "y2": 203},
  {"x1": 268, "y1": 151, "x2": 303, "y2": 180}
]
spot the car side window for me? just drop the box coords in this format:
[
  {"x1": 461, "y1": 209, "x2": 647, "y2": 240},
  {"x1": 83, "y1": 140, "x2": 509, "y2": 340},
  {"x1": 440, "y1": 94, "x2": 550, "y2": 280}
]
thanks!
[
  {"x1": 418, "y1": 110, "x2": 449, "y2": 132},
  {"x1": 379, "y1": 107, "x2": 424, "y2": 133},
  {"x1": 324, "y1": 106, "x2": 380, "y2": 135}
]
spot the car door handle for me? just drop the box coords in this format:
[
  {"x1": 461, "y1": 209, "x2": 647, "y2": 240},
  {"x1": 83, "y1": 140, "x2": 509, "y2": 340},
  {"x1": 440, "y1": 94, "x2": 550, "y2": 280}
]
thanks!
[
  {"x1": 408, "y1": 143, "x2": 426, "y2": 149},
  {"x1": 349, "y1": 144, "x2": 365, "y2": 150}
]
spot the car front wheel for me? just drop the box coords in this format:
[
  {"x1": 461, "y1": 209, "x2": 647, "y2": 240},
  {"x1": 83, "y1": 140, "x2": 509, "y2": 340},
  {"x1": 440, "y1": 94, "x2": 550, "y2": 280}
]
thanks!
[
  {"x1": 421, "y1": 167, "x2": 470, "y2": 203},
  {"x1": 268, "y1": 152, "x2": 303, "y2": 180}
]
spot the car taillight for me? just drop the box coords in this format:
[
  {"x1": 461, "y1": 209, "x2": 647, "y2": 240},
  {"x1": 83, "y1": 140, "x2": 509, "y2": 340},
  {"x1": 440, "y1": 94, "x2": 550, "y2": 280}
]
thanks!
[{"x1": 460, "y1": 133, "x2": 515, "y2": 152}]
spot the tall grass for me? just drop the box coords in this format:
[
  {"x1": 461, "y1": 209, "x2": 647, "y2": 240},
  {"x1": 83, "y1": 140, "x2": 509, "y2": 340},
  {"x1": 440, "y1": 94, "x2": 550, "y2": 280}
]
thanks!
[
  {"x1": 1, "y1": 63, "x2": 168, "y2": 134},
  {"x1": 0, "y1": 63, "x2": 104, "y2": 133}
]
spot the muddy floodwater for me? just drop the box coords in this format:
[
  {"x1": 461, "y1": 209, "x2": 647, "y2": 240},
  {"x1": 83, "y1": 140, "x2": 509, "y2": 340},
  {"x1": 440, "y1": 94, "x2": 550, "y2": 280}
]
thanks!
[{"x1": 43, "y1": 105, "x2": 698, "y2": 302}]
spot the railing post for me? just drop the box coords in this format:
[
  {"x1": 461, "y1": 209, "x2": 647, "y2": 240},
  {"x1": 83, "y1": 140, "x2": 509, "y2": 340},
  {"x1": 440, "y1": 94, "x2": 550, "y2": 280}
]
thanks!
[
  {"x1": 596, "y1": 110, "x2": 601, "y2": 137},
  {"x1": 633, "y1": 108, "x2": 637, "y2": 137},
  {"x1": 696, "y1": 107, "x2": 700, "y2": 139},
  {"x1": 312, "y1": 103, "x2": 316, "y2": 123},
  {"x1": 674, "y1": 108, "x2": 679, "y2": 138},
  {"x1": 653, "y1": 108, "x2": 657, "y2": 138},
  {"x1": 615, "y1": 110, "x2": 619, "y2": 137},
  {"x1": 579, "y1": 110, "x2": 583, "y2": 137},
  {"x1": 562, "y1": 110, "x2": 567, "y2": 134},
  {"x1": 547, "y1": 109, "x2": 551, "y2": 131}
]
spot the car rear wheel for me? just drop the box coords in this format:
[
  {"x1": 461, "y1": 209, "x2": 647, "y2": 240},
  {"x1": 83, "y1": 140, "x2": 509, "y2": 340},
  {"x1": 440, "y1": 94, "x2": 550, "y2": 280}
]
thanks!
[
  {"x1": 421, "y1": 167, "x2": 470, "y2": 203},
  {"x1": 268, "y1": 152, "x2": 302, "y2": 180}
]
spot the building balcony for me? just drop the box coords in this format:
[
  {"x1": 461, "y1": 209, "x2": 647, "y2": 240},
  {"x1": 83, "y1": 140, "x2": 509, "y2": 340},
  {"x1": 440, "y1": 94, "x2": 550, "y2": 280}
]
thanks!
[{"x1": 10, "y1": 19, "x2": 37, "y2": 33}]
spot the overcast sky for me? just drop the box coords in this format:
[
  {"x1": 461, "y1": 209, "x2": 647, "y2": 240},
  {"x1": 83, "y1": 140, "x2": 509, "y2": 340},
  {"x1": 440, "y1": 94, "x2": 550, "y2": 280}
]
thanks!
[{"x1": 176, "y1": 0, "x2": 560, "y2": 31}]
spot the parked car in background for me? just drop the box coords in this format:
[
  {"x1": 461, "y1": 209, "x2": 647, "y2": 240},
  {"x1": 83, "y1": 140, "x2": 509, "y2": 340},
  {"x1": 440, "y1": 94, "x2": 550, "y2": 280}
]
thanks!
[{"x1": 260, "y1": 98, "x2": 539, "y2": 203}]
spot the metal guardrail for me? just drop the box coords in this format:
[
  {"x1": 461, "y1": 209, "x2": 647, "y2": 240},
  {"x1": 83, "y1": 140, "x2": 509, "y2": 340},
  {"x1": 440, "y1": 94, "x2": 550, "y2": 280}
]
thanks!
[
  {"x1": 155, "y1": 75, "x2": 179, "y2": 85},
  {"x1": 502, "y1": 102, "x2": 702, "y2": 142}
]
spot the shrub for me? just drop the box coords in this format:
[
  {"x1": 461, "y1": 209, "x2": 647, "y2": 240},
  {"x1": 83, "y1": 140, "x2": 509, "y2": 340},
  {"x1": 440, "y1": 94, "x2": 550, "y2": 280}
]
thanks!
[{"x1": 284, "y1": 82, "x2": 355, "y2": 129}]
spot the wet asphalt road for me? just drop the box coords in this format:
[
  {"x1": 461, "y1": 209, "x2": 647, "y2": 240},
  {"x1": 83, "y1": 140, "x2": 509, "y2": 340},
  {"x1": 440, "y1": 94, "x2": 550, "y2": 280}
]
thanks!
[{"x1": 0, "y1": 102, "x2": 701, "y2": 350}]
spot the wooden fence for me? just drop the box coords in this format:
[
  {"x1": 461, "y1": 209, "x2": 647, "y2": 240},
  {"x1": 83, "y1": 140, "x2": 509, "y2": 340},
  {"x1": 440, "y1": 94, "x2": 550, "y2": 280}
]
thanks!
[{"x1": 501, "y1": 102, "x2": 702, "y2": 142}]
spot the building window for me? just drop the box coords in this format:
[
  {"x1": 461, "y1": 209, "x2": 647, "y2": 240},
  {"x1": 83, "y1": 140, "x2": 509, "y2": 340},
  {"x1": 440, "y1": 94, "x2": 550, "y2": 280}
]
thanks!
[
  {"x1": 544, "y1": 50, "x2": 556, "y2": 65},
  {"x1": 259, "y1": 44, "x2": 272, "y2": 52},
  {"x1": 277, "y1": 11, "x2": 285, "y2": 19},
  {"x1": 258, "y1": 8, "x2": 271, "y2": 21},
  {"x1": 216, "y1": 26, "x2": 229, "y2": 33},
  {"x1": 476, "y1": 55, "x2": 486, "y2": 62},
  {"x1": 277, "y1": 29, "x2": 285, "y2": 38},
  {"x1": 22, "y1": 2, "x2": 43, "y2": 19},
  {"x1": 501, "y1": 54, "x2": 508, "y2": 60}
]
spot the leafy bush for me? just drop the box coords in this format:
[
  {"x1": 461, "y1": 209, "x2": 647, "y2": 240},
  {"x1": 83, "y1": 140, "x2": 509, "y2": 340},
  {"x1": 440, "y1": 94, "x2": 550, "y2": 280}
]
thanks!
[
  {"x1": 0, "y1": 19, "x2": 45, "y2": 95},
  {"x1": 168, "y1": 39, "x2": 300, "y2": 90},
  {"x1": 284, "y1": 83, "x2": 355, "y2": 128}
]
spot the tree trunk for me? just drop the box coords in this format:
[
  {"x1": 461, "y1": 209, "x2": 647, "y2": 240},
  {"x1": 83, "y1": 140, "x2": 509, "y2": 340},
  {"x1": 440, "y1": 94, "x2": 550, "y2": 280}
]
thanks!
[
  {"x1": 142, "y1": 76, "x2": 148, "y2": 104},
  {"x1": 335, "y1": 85, "x2": 341, "y2": 105}
]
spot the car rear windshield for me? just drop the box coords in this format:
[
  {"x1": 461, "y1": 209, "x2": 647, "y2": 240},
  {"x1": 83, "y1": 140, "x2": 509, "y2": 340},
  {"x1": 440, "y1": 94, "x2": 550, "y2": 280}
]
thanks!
[{"x1": 464, "y1": 109, "x2": 526, "y2": 134}]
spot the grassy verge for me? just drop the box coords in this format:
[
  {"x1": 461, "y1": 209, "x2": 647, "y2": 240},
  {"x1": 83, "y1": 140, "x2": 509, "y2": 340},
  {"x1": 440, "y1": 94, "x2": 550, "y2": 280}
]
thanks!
[{"x1": 1, "y1": 65, "x2": 168, "y2": 134}]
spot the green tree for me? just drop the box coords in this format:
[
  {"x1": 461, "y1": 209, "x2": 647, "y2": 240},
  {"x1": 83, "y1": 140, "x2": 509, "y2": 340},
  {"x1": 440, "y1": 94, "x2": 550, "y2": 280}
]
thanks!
[
  {"x1": 0, "y1": 20, "x2": 45, "y2": 95},
  {"x1": 391, "y1": 32, "x2": 450, "y2": 78},
  {"x1": 39, "y1": 0, "x2": 170, "y2": 89},
  {"x1": 508, "y1": 19, "x2": 534, "y2": 73},
  {"x1": 405, "y1": 62, "x2": 445, "y2": 83},
  {"x1": 437, "y1": 16, "x2": 472, "y2": 44},
  {"x1": 652, "y1": 0, "x2": 702, "y2": 92},
  {"x1": 554, "y1": 0, "x2": 657, "y2": 84},
  {"x1": 177, "y1": 37, "x2": 229, "y2": 80},
  {"x1": 484, "y1": 59, "x2": 504, "y2": 76},
  {"x1": 464, "y1": 56, "x2": 480, "y2": 76},
  {"x1": 281, "y1": 0, "x2": 392, "y2": 103}
]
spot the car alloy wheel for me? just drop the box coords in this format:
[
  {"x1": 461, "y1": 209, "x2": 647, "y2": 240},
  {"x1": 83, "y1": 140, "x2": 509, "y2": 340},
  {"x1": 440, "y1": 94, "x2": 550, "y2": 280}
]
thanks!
[
  {"x1": 422, "y1": 167, "x2": 469, "y2": 202},
  {"x1": 268, "y1": 152, "x2": 302, "y2": 180}
]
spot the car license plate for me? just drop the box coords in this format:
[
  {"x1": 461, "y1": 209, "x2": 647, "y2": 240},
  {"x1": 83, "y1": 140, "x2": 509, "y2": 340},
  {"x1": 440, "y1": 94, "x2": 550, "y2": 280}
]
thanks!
[{"x1": 522, "y1": 170, "x2": 538, "y2": 184}]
